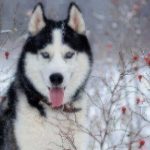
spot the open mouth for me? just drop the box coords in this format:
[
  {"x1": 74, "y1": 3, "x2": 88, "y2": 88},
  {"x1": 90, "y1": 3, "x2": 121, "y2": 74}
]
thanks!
[{"x1": 48, "y1": 87, "x2": 65, "y2": 108}]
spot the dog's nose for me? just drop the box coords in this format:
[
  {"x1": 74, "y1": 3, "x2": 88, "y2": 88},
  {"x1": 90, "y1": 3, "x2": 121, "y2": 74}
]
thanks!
[{"x1": 50, "y1": 73, "x2": 63, "y2": 86}]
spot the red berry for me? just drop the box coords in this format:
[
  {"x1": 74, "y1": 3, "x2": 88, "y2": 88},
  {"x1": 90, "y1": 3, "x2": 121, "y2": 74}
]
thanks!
[
  {"x1": 132, "y1": 3, "x2": 140, "y2": 13},
  {"x1": 4, "y1": 51, "x2": 10, "y2": 59},
  {"x1": 144, "y1": 54, "x2": 150, "y2": 66},
  {"x1": 111, "y1": 0, "x2": 119, "y2": 6},
  {"x1": 138, "y1": 75, "x2": 143, "y2": 82},
  {"x1": 132, "y1": 54, "x2": 139, "y2": 62},
  {"x1": 121, "y1": 106, "x2": 126, "y2": 114},
  {"x1": 106, "y1": 43, "x2": 113, "y2": 49},
  {"x1": 139, "y1": 139, "x2": 145, "y2": 148},
  {"x1": 136, "y1": 97, "x2": 140, "y2": 104}
]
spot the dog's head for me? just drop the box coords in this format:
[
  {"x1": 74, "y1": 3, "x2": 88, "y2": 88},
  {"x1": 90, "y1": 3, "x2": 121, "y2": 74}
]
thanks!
[{"x1": 19, "y1": 2, "x2": 92, "y2": 107}]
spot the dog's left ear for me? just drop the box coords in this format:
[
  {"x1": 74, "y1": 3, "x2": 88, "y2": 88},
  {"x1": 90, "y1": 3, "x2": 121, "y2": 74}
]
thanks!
[
  {"x1": 67, "y1": 3, "x2": 85, "y2": 34},
  {"x1": 28, "y1": 3, "x2": 46, "y2": 36}
]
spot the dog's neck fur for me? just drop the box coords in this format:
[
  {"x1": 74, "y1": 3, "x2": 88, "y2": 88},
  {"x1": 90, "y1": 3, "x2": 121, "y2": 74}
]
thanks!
[{"x1": 13, "y1": 87, "x2": 88, "y2": 150}]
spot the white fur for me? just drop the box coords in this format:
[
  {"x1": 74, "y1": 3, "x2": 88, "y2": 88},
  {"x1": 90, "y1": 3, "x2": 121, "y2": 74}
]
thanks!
[
  {"x1": 25, "y1": 29, "x2": 90, "y2": 104},
  {"x1": 15, "y1": 91, "x2": 89, "y2": 150},
  {"x1": 53, "y1": 29, "x2": 62, "y2": 45},
  {"x1": 68, "y1": 5, "x2": 85, "y2": 34}
]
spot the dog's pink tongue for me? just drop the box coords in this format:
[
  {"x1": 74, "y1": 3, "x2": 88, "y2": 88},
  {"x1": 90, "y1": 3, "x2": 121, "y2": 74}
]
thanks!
[{"x1": 49, "y1": 88, "x2": 64, "y2": 108}]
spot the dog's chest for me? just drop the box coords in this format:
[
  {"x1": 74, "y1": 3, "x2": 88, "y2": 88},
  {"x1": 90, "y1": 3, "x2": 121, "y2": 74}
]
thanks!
[{"x1": 14, "y1": 96, "x2": 87, "y2": 150}]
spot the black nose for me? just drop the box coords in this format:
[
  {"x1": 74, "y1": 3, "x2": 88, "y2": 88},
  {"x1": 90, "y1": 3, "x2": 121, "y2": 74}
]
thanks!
[{"x1": 50, "y1": 73, "x2": 63, "y2": 86}]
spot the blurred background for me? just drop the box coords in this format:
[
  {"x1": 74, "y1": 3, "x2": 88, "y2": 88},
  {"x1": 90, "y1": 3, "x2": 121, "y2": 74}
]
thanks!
[
  {"x1": 0, "y1": 0, "x2": 150, "y2": 150},
  {"x1": 0, "y1": 0, "x2": 150, "y2": 59}
]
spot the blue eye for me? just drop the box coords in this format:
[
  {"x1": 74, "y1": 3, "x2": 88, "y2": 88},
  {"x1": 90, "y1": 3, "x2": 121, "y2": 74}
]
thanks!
[
  {"x1": 40, "y1": 52, "x2": 50, "y2": 59},
  {"x1": 64, "y1": 52, "x2": 75, "y2": 59}
]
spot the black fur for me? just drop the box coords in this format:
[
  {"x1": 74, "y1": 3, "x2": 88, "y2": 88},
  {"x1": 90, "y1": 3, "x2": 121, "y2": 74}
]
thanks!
[
  {"x1": 26, "y1": 19, "x2": 92, "y2": 62},
  {"x1": 0, "y1": 83, "x2": 18, "y2": 150}
]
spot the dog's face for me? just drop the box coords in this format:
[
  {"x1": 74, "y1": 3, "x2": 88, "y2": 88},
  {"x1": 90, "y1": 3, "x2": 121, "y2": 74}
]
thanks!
[
  {"x1": 38, "y1": 30, "x2": 77, "y2": 90},
  {"x1": 22, "y1": 3, "x2": 92, "y2": 107}
]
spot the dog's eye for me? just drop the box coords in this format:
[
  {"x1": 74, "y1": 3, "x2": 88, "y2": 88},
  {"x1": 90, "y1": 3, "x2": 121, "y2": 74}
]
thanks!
[
  {"x1": 40, "y1": 52, "x2": 50, "y2": 59},
  {"x1": 64, "y1": 52, "x2": 75, "y2": 59}
]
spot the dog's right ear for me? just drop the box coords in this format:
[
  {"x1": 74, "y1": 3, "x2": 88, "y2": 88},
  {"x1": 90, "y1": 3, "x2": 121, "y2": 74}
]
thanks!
[{"x1": 28, "y1": 3, "x2": 46, "y2": 36}]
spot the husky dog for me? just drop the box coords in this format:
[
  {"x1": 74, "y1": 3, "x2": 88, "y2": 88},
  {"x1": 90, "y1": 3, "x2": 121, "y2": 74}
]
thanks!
[{"x1": 0, "y1": 2, "x2": 93, "y2": 150}]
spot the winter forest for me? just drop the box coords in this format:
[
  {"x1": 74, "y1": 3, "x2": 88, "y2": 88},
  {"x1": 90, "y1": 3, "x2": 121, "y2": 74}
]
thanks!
[{"x1": 0, "y1": 0, "x2": 150, "y2": 149}]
